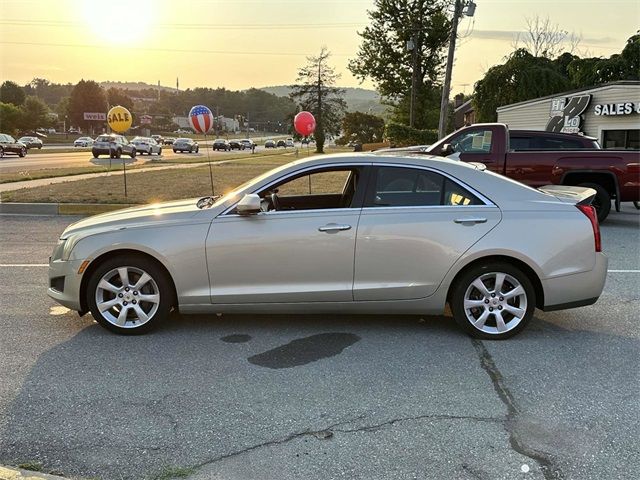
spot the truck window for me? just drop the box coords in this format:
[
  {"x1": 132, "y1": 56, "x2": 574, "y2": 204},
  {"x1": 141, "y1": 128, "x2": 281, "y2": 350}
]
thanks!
[{"x1": 450, "y1": 129, "x2": 493, "y2": 153}]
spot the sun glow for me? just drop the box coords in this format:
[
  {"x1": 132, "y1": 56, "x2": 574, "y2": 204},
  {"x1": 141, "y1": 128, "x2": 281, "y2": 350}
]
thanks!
[{"x1": 80, "y1": 0, "x2": 155, "y2": 45}]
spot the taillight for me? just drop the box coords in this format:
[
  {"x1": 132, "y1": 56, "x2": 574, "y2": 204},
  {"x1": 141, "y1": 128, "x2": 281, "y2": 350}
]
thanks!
[{"x1": 577, "y1": 204, "x2": 601, "y2": 252}]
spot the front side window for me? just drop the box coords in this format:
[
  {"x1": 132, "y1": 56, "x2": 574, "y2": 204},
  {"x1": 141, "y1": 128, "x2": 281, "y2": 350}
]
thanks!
[
  {"x1": 257, "y1": 167, "x2": 362, "y2": 212},
  {"x1": 450, "y1": 129, "x2": 493, "y2": 153},
  {"x1": 365, "y1": 167, "x2": 483, "y2": 207}
]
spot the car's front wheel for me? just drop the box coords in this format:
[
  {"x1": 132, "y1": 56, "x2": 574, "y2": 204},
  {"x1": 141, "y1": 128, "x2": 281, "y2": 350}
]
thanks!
[
  {"x1": 450, "y1": 262, "x2": 535, "y2": 340},
  {"x1": 86, "y1": 255, "x2": 173, "y2": 334},
  {"x1": 18, "y1": 147, "x2": 27, "y2": 157}
]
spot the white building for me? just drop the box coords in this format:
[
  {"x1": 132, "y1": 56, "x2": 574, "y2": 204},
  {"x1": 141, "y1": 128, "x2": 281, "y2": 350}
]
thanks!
[{"x1": 497, "y1": 81, "x2": 640, "y2": 149}]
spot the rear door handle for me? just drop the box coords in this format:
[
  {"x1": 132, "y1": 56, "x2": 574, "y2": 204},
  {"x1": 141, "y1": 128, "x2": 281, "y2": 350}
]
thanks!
[
  {"x1": 318, "y1": 223, "x2": 352, "y2": 233},
  {"x1": 454, "y1": 217, "x2": 487, "y2": 225}
]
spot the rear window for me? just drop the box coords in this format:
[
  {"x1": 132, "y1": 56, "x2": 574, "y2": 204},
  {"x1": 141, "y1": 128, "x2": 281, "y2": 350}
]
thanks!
[
  {"x1": 509, "y1": 134, "x2": 596, "y2": 150},
  {"x1": 96, "y1": 136, "x2": 115, "y2": 142}
]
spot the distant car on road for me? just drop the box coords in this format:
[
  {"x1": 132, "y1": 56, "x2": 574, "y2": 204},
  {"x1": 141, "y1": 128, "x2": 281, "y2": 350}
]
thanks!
[
  {"x1": 240, "y1": 139, "x2": 255, "y2": 150},
  {"x1": 151, "y1": 135, "x2": 164, "y2": 145},
  {"x1": 173, "y1": 129, "x2": 191, "y2": 134},
  {"x1": 285, "y1": 138, "x2": 295, "y2": 148},
  {"x1": 0, "y1": 133, "x2": 27, "y2": 158},
  {"x1": 74, "y1": 137, "x2": 95, "y2": 148},
  {"x1": 163, "y1": 137, "x2": 176, "y2": 145},
  {"x1": 173, "y1": 138, "x2": 199, "y2": 153},
  {"x1": 228, "y1": 140, "x2": 245, "y2": 150},
  {"x1": 91, "y1": 134, "x2": 136, "y2": 159},
  {"x1": 277, "y1": 140, "x2": 286, "y2": 148},
  {"x1": 265, "y1": 139, "x2": 276, "y2": 148},
  {"x1": 131, "y1": 137, "x2": 162, "y2": 156},
  {"x1": 212, "y1": 139, "x2": 230, "y2": 151},
  {"x1": 17, "y1": 136, "x2": 43, "y2": 149}
]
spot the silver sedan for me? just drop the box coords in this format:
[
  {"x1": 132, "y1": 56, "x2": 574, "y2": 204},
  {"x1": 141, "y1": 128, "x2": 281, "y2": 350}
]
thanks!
[{"x1": 48, "y1": 153, "x2": 607, "y2": 338}]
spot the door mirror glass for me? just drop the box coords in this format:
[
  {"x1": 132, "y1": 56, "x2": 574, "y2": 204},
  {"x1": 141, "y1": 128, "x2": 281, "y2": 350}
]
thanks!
[{"x1": 236, "y1": 194, "x2": 262, "y2": 214}]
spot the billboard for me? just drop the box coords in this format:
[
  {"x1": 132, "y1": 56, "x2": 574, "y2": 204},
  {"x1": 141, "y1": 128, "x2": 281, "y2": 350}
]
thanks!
[{"x1": 83, "y1": 112, "x2": 107, "y2": 121}]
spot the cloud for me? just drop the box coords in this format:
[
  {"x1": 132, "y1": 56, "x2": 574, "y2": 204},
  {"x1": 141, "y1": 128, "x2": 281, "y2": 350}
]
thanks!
[{"x1": 468, "y1": 29, "x2": 617, "y2": 45}]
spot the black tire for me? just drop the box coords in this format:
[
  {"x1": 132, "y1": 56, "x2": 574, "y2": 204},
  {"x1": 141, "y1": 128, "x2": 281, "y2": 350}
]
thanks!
[
  {"x1": 173, "y1": 149, "x2": 178, "y2": 153},
  {"x1": 579, "y1": 182, "x2": 611, "y2": 223},
  {"x1": 18, "y1": 147, "x2": 27, "y2": 157},
  {"x1": 115, "y1": 149, "x2": 122, "y2": 159},
  {"x1": 450, "y1": 262, "x2": 536, "y2": 340},
  {"x1": 130, "y1": 149, "x2": 136, "y2": 158},
  {"x1": 189, "y1": 147, "x2": 193, "y2": 153},
  {"x1": 0, "y1": 147, "x2": 5, "y2": 158},
  {"x1": 86, "y1": 254, "x2": 174, "y2": 335},
  {"x1": 195, "y1": 147, "x2": 199, "y2": 153},
  {"x1": 634, "y1": 201, "x2": 640, "y2": 210},
  {"x1": 158, "y1": 147, "x2": 162, "y2": 155}
]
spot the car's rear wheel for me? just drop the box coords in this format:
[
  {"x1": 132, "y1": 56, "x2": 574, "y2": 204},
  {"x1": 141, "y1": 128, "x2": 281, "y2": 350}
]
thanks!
[
  {"x1": 86, "y1": 255, "x2": 173, "y2": 334},
  {"x1": 115, "y1": 149, "x2": 122, "y2": 159},
  {"x1": 195, "y1": 146, "x2": 199, "y2": 153},
  {"x1": 450, "y1": 262, "x2": 535, "y2": 340},
  {"x1": 130, "y1": 149, "x2": 136, "y2": 158},
  {"x1": 18, "y1": 147, "x2": 27, "y2": 157},
  {"x1": 578, "y1": 182, "x2": 611, "y2": 223},
  {"x1": 0, "y1": 147, "x2": 4, "y2": 158},
  {"x1": 158, "y1": 147, "x2": 162, "y2": 155}
]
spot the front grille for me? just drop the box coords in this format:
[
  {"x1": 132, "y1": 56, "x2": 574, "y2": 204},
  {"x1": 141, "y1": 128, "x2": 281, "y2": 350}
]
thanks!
[{"x1": 50, "y1": 276, "x2": 65, "y2": 293}]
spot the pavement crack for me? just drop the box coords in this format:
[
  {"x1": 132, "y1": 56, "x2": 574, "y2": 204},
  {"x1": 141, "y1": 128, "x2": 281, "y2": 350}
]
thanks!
[
  {"x1": 333, "y1": 413, "x2": 501, "y2": 434},
  {"x1": 472, "y1": 339, "x2": 564, "y2": 480}
]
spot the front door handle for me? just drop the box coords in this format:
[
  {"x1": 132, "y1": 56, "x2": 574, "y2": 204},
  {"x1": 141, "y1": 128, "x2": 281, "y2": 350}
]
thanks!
[
  {"x1": 454, "y1": 217, "x2": 488, "y2": 225},
  {"x1": 318, "y1": 223, "x2": 352, "y2": 233}
]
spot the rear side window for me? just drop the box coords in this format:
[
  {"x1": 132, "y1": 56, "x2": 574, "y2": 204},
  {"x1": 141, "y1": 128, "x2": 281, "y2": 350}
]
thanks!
[{"x1": 365, "y1": 167, "x2": 483, "y2": 207}]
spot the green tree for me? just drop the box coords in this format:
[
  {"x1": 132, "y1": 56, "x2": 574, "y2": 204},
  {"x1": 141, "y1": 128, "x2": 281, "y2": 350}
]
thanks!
[
  {"x1": 0, "y1": 81, "x2": 26, "y2": 106},
  {"x1": 0, "y1": 102, "x2": 23, "y2": 134},
  {"x1": 290, "y1": 48, "x2": 347, "y2": 153},
  {"x1": 19, "y1": 96, "x2": 52, "y2": 131},
  {"x1": 342, "y1": 111, "x2": 385, "y2": 144},
  {"x1": 106, "y1": 87, "x2": 134, "y2": 111},
  {"x1": 473, "y1": 49, "x2": 570, "y2": 122},
  {"x1": 68, "y1": 80, "x2": 108, "y2": 133},
  {"x1": 348, "y1": 0, "x2": 451, "y2": 129}
]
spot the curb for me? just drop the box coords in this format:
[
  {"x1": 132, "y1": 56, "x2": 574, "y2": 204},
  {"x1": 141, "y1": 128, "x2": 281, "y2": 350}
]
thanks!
[
  {"x1": 0, "y1": 203, "x2": 136, "y2": 216},
  {"x1": 0, "y1": 465, "x2": 67, "y2": 479}
]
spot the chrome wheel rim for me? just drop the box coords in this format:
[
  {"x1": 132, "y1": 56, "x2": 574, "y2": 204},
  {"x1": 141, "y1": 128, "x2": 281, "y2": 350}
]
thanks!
[
  {"x1": 95, "y1": 266, "x2": 160, "y2": 328},
  {"x1": 463, "y1": 272, "x2": 527, "y2": 335}
]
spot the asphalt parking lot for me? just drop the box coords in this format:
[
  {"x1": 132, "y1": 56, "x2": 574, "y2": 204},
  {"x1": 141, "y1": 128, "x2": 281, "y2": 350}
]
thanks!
[{"x1": 0, "y1": 207, "x2": 638, "y2": 480}]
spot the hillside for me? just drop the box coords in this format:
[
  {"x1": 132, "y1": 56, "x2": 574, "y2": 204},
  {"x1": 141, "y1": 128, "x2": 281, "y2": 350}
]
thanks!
[{"x1": 260, "y1": 85, "x2": 387, "y2": 115}]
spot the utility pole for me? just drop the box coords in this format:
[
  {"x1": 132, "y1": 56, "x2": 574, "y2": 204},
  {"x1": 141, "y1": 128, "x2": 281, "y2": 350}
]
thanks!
[
  {"x1": 408, "y1": 34, "x2": 418, "y2": 128},
  {"x1": 438, "y1": 0, "x2": 463, "y2": 139}
]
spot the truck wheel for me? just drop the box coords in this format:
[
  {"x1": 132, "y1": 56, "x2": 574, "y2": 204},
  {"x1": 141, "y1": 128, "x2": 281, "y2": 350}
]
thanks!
[
  {"x1": 634, "y1": 201, "x2": 640, "y2": 210},
  {"x1": 579, "y1": 182, "x2": 611, "y2": 223}
]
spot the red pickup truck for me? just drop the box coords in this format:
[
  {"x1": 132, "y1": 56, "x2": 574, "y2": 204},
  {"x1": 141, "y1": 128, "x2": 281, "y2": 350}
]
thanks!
[{"x1": 425, "y1": 124, "x2": 640, "y2": 222}]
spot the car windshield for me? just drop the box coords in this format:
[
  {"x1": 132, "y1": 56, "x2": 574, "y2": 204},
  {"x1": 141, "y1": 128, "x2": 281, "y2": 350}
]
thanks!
[
  {"x1": 176, "y1": 138, "x2": 190, "y2": 142},
  {"x1": 215, "y1": 162, "x2": 294, "y2": 205}
]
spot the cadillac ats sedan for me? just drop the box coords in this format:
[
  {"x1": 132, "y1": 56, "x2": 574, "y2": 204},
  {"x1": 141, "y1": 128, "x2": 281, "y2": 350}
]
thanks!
[{"x1": 48, "y1": 153, "x2": 607, "y2": 339}]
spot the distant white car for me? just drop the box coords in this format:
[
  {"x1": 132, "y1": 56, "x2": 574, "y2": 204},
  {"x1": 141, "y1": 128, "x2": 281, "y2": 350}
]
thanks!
[
  {"x1": 131, "y1": 137, "x2": 162, "y2": 155},
  {"x1": 285, "y1": 138, "x2": 295, "y2": 147},
  {"x1": 74, "y1": 137, "x2": 94, "y2": 148},
  {"x1": 240, "y1": 139, "x2": 255, "y2": 149}
]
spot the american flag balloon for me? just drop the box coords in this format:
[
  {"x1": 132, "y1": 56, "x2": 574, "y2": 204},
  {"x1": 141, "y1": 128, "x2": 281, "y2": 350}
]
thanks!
[{"x1": 188, "y1": 105, "x2": 214, "y2": 133}]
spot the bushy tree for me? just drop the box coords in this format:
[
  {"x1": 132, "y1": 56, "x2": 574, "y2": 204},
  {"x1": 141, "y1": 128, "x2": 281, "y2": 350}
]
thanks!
[
  {"x1": 0, "y1": 81, "x2": 26, "y2": 106},
  {"x1": 348, "y1": 0, "x2": 451, "y2": 129},
  {"x1": 68, "y1": 80, "x2": 108, "y2": 132},
  {"x1": 290, "y1": 48, "x2": 347, "y2": 153},
  {"x1": 342, "y1": 111, "x2": 385, "y2": 144},
  {"x1": 106, "y1": 87, "x2": 134, "y2": 111},
  {"x1": 19, "y1": 96, "x2": 52, "y2": 130},
  {"x1": 0, "y1": 102, "x2": 22, "y2": 134}
]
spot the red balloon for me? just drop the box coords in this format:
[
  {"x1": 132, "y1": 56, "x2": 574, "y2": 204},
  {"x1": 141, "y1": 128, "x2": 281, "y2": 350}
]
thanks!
[{"x1": 294, "y1": 111, "x2": 316, "y2": 136}]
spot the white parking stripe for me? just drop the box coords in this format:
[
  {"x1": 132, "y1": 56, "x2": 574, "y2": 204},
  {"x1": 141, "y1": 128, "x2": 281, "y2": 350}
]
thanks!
[{"x1": 607, "y1": 270, "x2": 640, "y2": 273}]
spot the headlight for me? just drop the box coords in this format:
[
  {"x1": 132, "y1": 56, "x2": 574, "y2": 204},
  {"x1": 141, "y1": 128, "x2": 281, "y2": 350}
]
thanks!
[
  {"x1": 51, "y1": 238, "x2": 67, "y2": 261},
  {"x1": 51, "y1": 234, "x2": 81, "y2": 261}
]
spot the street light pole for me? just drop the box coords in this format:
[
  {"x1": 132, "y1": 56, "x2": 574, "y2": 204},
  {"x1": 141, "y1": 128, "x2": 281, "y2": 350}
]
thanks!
[
  {"x1": 438, "y1": 0, "x2": 463, "y2": 139},
  {"x1": 408, "y1": 34, "x2": 418, "y2": 128}
]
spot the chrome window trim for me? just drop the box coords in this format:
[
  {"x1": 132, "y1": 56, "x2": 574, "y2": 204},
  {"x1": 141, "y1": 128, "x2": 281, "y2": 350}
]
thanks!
[{"x1": 219, "y1": 160, "x2": 495, "y2": 217}]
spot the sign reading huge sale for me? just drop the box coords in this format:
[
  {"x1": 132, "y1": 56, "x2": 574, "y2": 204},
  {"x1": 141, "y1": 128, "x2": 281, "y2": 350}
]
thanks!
[{"x1": 107, "y1": 106, "x2": 132, "y2": 133}]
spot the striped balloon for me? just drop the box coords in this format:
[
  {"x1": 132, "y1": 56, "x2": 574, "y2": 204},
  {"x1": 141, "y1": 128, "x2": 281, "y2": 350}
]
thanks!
[{"x1": 188, "y1": 105, "x2": 214, "y2": 133}]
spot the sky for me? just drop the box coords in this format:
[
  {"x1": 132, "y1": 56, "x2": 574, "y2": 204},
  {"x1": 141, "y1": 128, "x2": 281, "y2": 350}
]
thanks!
[{"x1": 0, "y1": 0, "x2": 638, "y2": 97}]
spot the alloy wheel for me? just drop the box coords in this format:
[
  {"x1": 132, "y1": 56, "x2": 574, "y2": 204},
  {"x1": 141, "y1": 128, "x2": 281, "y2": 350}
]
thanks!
[
  {"x1": 463, "y1": 272, "x2": 527, "y2": 335},
  {"x1": 95, "y1": 266, "x2": 160, "y2": 328}
]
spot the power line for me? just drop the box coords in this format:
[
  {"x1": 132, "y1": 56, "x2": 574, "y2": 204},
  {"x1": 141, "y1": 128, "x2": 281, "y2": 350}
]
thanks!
[{"x1": 0, "y1": 41, "x2": 352, "y2": 57}]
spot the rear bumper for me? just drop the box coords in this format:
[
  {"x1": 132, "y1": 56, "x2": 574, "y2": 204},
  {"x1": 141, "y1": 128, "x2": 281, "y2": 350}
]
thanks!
[{"x1": 541, "y1": 252, "x2": 608, "y2": 311}]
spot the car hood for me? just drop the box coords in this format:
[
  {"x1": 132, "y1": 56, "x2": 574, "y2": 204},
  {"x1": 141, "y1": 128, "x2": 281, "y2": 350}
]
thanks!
[{"x1": 60, "y1": 198, "x2": 219, "y2": 239}]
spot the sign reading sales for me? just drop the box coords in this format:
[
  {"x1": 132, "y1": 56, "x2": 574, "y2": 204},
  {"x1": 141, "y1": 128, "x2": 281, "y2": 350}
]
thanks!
[
  {"x1": 594, "y1": 102, "x2": 640, "y2": 116},
  {"x1": 83, "y1": 112, "x2": 107, "y2": 121}
]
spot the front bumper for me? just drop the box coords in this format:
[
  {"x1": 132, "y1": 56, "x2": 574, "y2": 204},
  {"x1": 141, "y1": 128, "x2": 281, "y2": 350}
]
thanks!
[
  {"x1": 47, "y1": 258, "x2": 86, "y2": 311},
  {"x1": 542, "y1": 252, "x2": 608, "y2": 311}
]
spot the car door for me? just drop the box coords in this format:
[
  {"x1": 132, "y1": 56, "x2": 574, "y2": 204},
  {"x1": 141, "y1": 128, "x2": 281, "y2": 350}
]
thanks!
[
  {"x1": 206, "y1": 164, "x2": 369, "y2": 304},
  {"x1": 353, "y1": 165, "x2": 502, "y2": 301}
]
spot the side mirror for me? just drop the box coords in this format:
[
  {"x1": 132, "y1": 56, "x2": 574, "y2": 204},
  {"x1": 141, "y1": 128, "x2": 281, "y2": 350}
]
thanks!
[
  {"x1": 236, "y1": 193, "x2": 262, "y2": 215},
  {"x1": 441, "y1": 143, "x2": 455, "y2": 156}
]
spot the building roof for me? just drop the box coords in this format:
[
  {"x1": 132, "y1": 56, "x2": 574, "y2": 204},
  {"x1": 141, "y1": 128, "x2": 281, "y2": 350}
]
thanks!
[
  {"x1": 454, "y1": 98, "x2": 474, "y2": 113},
  {"x1": 496, "y1": 80, "x2": 640, "y2": 113}
]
